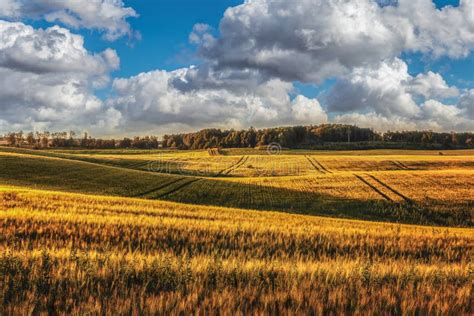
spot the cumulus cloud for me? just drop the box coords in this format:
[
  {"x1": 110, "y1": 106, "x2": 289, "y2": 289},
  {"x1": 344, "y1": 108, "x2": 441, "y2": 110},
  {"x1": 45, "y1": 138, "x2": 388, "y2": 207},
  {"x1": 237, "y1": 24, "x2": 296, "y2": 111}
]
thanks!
[
  {"x1": 327, "y1": 57, "x2": 473, "y2": 131},
  {"x1": 0, "y1": 0, "x2": 19, "y2": 17},
  {"x1": 107, "y1": 68, "x2": 328, "y2": 134},
  {"x1": 394, "y1": 0, "x2": 474, "y2": 58},
  {"x1": 0, "y1": 0, "x2": 138, "y2": 40},
  {"x1": 408, "y1": 71, "x2": 459, "y2": 99},
  {"x1": 418, "y1": 100, "x2": 473, "y2": 131},
  {"x1": 1, "y1": 0, "x2": 473, "y2": 135},
  {"x1": 191, "y1": 0, "x2": 474, "y2": 84},
  {"x1": 196, "y1": 0, "x2": 408, "y2": 83},
  {"x1": 327, "y1": 58, "x2": 420, "y2": 117},
  {"x1": 458, "y1": 89, "x2": 474, "y2": 118},
  {"x1": 334, "y1": 103, "x2": 474, "y2": 132},
  {"x1": 0, "y1": 20, "x2": 121, "y2": 134},
  {"x1": 189, "y1": 23, "x2": 214, "y2": 46},
  {"x1": 105, "y1": 0, "x2": 473, "y2": 134},
  {"x1": 0, "y1": 21, "x2": 119, "y2": 75},
  {"x1": 333, "y1": 112, "x2": 418, "y2": 131},
  {"x1": 291, "y1": 96, "x2": 328, "y2": 124}
]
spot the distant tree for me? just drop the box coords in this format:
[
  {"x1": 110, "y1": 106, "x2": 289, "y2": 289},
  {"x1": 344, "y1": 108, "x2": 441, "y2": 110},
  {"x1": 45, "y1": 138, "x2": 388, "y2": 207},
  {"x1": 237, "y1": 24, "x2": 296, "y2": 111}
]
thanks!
[
  {"x1": 26, "y1": 132, "x2": 35, "y2": 145},
  {"x1": 451, "y1": 132, "x2": 458, "y2": 145},
  {"x1": 7, "y1": 133, "x2": 16, "y2": 146},
  {"x1": 118, "y1": 138, "x2": 131, "y2": 148},
  {"x1": 421, "y1": 131, "x2": 433, "y2": 145},
  {"x1": 41, "y1": 136, "x2": 49, "y2": 148}
]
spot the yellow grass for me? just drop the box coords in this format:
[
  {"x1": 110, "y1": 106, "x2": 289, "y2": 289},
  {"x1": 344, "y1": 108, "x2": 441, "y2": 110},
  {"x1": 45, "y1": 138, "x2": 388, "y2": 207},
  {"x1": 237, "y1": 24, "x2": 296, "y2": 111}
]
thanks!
[
  {"x1": 0, "y1": 148, "x2": 473, "y2": 226},
  {"x1": 39, "y1": 147, "x2": 474, "y2": 176},
  {"x1": 1, "y1": 185, "x2": 473, "y2": 314},
  {"x1": 0, "y1": 147, "x2": 473, "y2": 313}
]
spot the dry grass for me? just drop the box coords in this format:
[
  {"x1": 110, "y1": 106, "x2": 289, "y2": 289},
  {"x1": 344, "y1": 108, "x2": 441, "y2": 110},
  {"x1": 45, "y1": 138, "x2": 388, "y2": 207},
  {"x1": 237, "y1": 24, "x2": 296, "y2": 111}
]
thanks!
[
  {"x1": 0, "y1": 147, "x2": 473, "y2": 313},
  {"x1": 1, "y1": 186, "x2": 473, "y2": 314},
  {"x1": 0, "y1": 149, "x2": 473, "y2": 226}
]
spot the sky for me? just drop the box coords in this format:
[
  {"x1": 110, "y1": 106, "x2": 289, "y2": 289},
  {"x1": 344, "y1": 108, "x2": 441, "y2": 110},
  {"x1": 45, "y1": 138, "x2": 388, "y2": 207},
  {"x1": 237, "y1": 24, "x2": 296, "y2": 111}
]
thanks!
[{"x1": 0, "y1": 0, "x2": 473, "y2": 137}]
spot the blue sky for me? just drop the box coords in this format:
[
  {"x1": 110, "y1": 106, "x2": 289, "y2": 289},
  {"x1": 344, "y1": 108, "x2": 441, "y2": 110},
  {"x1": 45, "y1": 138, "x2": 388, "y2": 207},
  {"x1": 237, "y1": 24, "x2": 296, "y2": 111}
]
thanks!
[
  {"x1": 86, "y1": 0, "x2": 243, "y2": 77},
  {"x1": 0, "y1": 0, "x2": 473, "y2": 135}
]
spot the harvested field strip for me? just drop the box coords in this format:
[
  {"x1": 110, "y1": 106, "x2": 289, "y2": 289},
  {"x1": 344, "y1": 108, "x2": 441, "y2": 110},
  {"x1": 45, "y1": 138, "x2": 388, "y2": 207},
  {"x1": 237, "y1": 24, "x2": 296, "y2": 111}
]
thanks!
[
  {"x1": 133, "y1": 178, "x2": 185, "y2": 197},
  {"x1": 155, "y1": 179, "x2": 201, "y2": 198},
  {"x1": 367, "y1": 175, "x2": 413, "y2": 203},
  {"x1": 354, "y1": 174, "x2": 393, "y2": 202}
]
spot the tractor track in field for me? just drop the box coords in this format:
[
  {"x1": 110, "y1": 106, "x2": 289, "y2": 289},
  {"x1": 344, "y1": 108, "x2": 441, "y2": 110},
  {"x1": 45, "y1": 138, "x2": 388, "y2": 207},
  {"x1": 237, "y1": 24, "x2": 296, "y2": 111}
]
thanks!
[
  {"x1": 366, "y1": 175, "x2": 413, "y2": 204},
  {"x1": 353, "y1": 174, "x2": 393, "y2": 202},
  {"x1": 305, "y1": 156, "x2": 333, "y2": 174},
  {"x1": 216, "y1": 156, "x2": 249, "y2": 176},
  {"x1": 391, "y1": 160, "x2": 411, "y2": 171},
  {"x1": 133, "y1": 178, "x2": 185, "y2": 197},
  {"x1": 154, "y1": 178, "x2": 201, "y2": 199},
  {"x1": 216, "y1": 156, "x2": 245, "y2": 176},
  {"x1": 305, "y1": 156, "x2": 324, "y2": 174},
  {"x1": 127, "y1": 161, "x2": 151, "y2": 169}
]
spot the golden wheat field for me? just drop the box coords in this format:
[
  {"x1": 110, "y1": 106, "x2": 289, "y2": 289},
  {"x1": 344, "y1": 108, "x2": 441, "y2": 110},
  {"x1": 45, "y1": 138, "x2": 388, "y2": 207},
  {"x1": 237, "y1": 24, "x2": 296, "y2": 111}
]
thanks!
[{"x1": 0, "y1": 147, "x2": 473, "y2": 314}]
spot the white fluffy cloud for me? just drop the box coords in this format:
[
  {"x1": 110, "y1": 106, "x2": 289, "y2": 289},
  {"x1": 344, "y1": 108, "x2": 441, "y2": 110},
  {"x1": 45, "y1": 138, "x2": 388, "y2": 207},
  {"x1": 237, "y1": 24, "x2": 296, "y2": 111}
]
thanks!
[
  {"x1": 327, "y1": 58, "x2": 420, "y2": 117},
  {"x1": 0, "y1": 21, "x2": 119, "y2": 75},
  {"x1": 105, "y1": 0, "x2": 473, "y2": 134},
  {"x1": 328, "y1": 58, "x2": 473, "y2": 131},
  {"x1": 0, "y1": 20, "x2": 121, "y2": 134},
  {"x1": 0, "y1": 0, "x2": 19, "y2": 17},
  {"x1": 458, "y1": 89, "x2": 474, "y2": 118},
  {"x1": 108, "y1": 68, "x2": 328, "y2": 134},
  {"x1": 291, "y1": 96, "x2": 328, "y2": 124},
  {"x1": 0, "y1": 0, "x2": 138, "y2": 40},
  {"x1": 1, "y1": 0, "x2": 473, "y2": 135},
  {"x1": 196, "y1": 0, "x2": 408, "y2": 83},
  {"x1": 327, "y1": 58, "x2": 460, "y2": 116},
  {"x1": 333, "y1": 112, "x2": 418, "y2": 131},
  {"x1": 408, "y1": 71, "x2": 459, "y2": 99},
  {"x1": 333, "y1": 102, "x2": 474, "y2": 132},
  {"x1": 419, "y1": 100, "x2": 468, "y2": 130},
  {"x1": 394, "y1": 0, "x2": 474, "y2": 58},
  {"x1": 193, "y1": 0, "x2": 474, "y2": 84}
]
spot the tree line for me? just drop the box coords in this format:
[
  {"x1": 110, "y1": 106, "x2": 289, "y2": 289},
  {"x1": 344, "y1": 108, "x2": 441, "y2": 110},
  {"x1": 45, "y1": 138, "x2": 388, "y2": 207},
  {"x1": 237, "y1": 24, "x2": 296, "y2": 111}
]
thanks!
[
  {"x1": 163, "y1": 125, "x2": 473, "y2": 149},
  {"x1": 1, "y1": 124, "x2": 473, "y2": 150},
  {"x1": 1, "y1": 131, "x2": 159, "y2": 149}
]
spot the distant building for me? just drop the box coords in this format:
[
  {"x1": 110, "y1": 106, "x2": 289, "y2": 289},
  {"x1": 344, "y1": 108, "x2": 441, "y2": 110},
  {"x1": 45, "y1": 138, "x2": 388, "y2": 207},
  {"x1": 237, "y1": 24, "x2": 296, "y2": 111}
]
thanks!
[{"x1": 0, "y1": 138, "x2": 9, "y2": 146}]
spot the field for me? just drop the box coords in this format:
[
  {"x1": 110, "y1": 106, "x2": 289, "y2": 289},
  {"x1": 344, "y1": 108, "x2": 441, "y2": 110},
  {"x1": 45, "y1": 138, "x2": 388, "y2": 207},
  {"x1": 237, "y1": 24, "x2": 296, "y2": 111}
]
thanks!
[{"x1": 1, "y1": 147, "x2": 473, "y2": 314}]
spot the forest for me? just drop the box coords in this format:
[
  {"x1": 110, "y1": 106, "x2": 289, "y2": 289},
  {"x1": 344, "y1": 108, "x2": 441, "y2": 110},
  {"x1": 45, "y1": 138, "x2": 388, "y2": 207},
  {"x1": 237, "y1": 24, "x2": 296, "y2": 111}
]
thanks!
[{"x1": 1, "y1": 124, "x2": 473, "y2": 150}]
